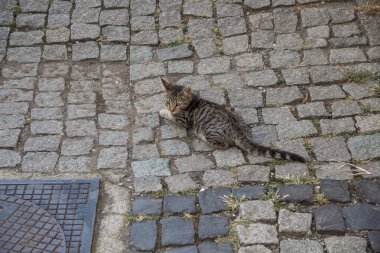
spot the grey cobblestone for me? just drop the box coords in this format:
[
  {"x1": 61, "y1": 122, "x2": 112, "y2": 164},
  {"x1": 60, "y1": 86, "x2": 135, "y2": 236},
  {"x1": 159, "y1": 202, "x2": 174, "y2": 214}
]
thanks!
[
  {"x1": 132, "y1": 158, "x2": 171, "y2": 177},
  {"x1": 266, "y1": 86, "x2": 303, "y2": 105},
  {"x1": 213, "y1": 147, "x2": 245, "y2": 168},
  {"x1": 311, "y1": 137, "x2": 351, "y2": 162},
  {"x1": 245, "y1": 70, "x2": 277, "y2": 87},
  {"x1": 297, "y1": 102, "x2": 328, "y2": 118},
  {"x1": 251, "y1": 30, "x2": 275, "y2": 49},
  {"x1": 240, "y1": 200, "x2": 276, "y2": 222},
  {"x1": 315, "y1": 163, "x2": 353, "y2": 181},
  {"x1": 165, "y1": 174, "x2": 197, "y2": 193},
  {"x1": 280, "y1": 240, "x2": 323, "y2": 253},
  {"x1": 355, "y1": 115, "x2": 380, "y2": 133},
  {"x1": 22, "y1": 152, "x2": 58, "y2": 172},
  {"x1": 308, "y1": 85, "x2": 346, "y2": 101},
  {"x1": 174, "y1": 154, "x2": 214, "y2": 173},
  {"x1": 24, "y1": 135, "x2": 62, "y2": 152},
  {"x1": 320, "y1": 118, "x2": 356, "y2": 134},
  {"x1": 202, "y1": 170, "x2": 237, "y2": 187},
  {"x1": 58, "y1": 156, "x2": 91, "y2": 172},
  {"x1": 347, "y1": 134, "x2": 380, "y2": 160},
  {"x1": 276, "y1": 120, "x2": 317, "y2": 140},
  {"x1": 0, "y1": 149, "x2": 21, "y2": 168},
  {"x1": 193, "y1": 39, "x2": 216, "y2": 59},
  {"x1": 30, "y1": 120, "x2": 63, "y2": 135},
  {"x1": 98, "y1": 147, "x2": 128, "y2": 169},
  {"x1": 7, "y1": 47, "x2": 42, "y2": 63},
  {"x1": 237, "y1": 165, "x2": 270, "y2": 183},
  {"x1": 132, "y1": 144, "x2": 160, "y2": 160},
  {"x1": 237, "y1": 224, "x2": 278, "y2": 245},
  {"x1": 159, "y1": 140, "x2": 190, "y2": 156},
  {"x1": 331, "y1": 101, "x2": 362, "y2": 118},
  {"x1": 197, "y1": 56, "x2": 230, "y2": 75}
]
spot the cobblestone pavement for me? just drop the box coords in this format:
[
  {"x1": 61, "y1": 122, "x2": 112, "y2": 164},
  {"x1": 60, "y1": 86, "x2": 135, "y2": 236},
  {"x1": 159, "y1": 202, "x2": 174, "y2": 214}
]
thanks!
[{"x1": 0, "y1": 0, "x2": 380, "y2": 252}]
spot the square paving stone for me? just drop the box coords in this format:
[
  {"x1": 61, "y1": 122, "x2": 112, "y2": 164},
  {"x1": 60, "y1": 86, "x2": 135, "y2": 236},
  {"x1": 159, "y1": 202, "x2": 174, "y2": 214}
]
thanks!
[
  {"x1": 199, "y1": 215, "x2": 229, "y2": 239},
  {"x1": 132, "y1": 158, "x2": 171, "y2": 177},
  {"x1": 237, "y1": 165, "x2": 270, "y2": 183},
  {"x1": 356, "y1": 180, "x2": 380, "y2": 204},
  {"x1": 24, "y1": 135, "x2": 62, "y2": 152},
  {"x1": 275, "y1": 163, "x2": 308, "y2": 179},
  {"x1": 232, "y1": 186, "x2": 266, "y2": 200},
  {"x1": 0, "y1": 149, "x2": 21, "y2": 168},
  {"x1": 58, "y1": 156, "x2": 91, "y2": 172},
  {"x1": 134, "y1": 176, "x2": 162, "y2": 193},
  {"x1": 157, "y1": 44, "x2": 193, "y2": 61},
  {"x1": 130, "y1": 221, "x2": 157, "y2": 252},
  {"x1": 132, "y1": 198, "x2": 162, "y2": 216},
  {"x1": 239, "y1": 245, "x2": 272, "y2": 253},
  {"x1": 202, "y1": 170, "x2": 237, "y2": 187},
  {"x1": 174, "y1": 154, "x2": 214, "y2": 173},
  {"x1": 280, "y1": 239, "x2": 323, "y2": 253},
  {"x1": 237, "y1": 223, "x2": 278, "y2": 245},
  {"x1": 369, "y1": 231, "x2": 380, "y2": 253},
  {"x1": 240, "y1": 200, "x2": 276, "y2": 222},
  {"x1": 61, "y1": 137, "x2": 94, "y2": 156},
  {"x1": 347, "y1": 134, "x2": 380, "y2": 160},
  {"x1": 324, "y1": 236, "x2": 367, "y2": 253},
  {"x1": 278, "y1": 209, "x2": 312, "y2": 235},
  {"x1": 343, "y1": 204, "x2": 380, "y2": 231},
  {"x1": 251, "y1": 30, "x2": 275, "y2": 49},
  {"x1": 316, "y1": 163, "x2": 353, "y2": 181},
  {"x1": 164, "y1": 246, "x2": 198, "y2": 253},
  {"x1": 273, "y1": 7, "x2": 298, "y2": 34},
  {"x1": 314, "y1": 204, "x2": 346, "y2": 233},
  {"x1": 97, "y1": 147, "x2": 128, "y2": 169},
  {"x1": 183, "y1": 0, "x2": 212, "y2": 17},
  {"x1": 212, "y1": 148, "x2": 245, "y2": 168},
  {"x1": 320, "y1": 118, "x2": 356, "y2": 134},
  {"x1": 320, "y1": 180, "x2": 350, "y2": 202},
  {"x1": 66, "y1": 120, "x2": 97, "y2": 137},
  {"x1": 278, "y1": 184, "x2": 314, "y2": 203},
  {"x1": 198, "y1": 242, "x2": 234, "y2": 253},
  {"x1": 72, "y1": 42, "x2": 99, "y2": 61},
  {"x1": 311, "y1": 137, "x2": 351, "y2": 162},
  {"x1": 21, "y1": 152, "x2": 58, "y2": 172},
  {"x1": 30, "y1": 120, "x2": 63, "y2": 135},
  {"x1": 0, "y1": 129, "x2": 21, "y2": 148},
  {"x1": 160, "y1": 216, "x2": 195, "y2": 246},
  {"x1": 165, "y1": 174, "x2": 198, "y2": 193},
  {"x1": 199, "y1": 188, "x2": 231, "y2": 214},
  {"x1": 332, "y1": 101, "x2": 362, "y2": 118},
  {"x1": 159, "y1": 140, "x2": 190, "y2": 156},
  {"x1": 163, "y1": 195, "x2": 196, "y2": 215}
]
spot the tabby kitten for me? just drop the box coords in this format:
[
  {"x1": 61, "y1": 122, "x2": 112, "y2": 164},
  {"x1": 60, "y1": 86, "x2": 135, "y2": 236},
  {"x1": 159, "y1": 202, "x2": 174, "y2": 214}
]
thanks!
[{"x1": 159, "y1": 78, "x2": 305, "y2": 162}]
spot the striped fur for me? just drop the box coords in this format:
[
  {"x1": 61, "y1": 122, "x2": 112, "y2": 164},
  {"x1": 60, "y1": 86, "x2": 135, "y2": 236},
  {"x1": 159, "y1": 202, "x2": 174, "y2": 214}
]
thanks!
[{"x1": 160, "y1": 79, "x2": 306, "y2": 162}]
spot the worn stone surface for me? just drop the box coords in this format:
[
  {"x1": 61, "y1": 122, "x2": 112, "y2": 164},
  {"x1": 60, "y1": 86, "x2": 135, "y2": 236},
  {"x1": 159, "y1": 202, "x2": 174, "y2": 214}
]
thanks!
[
  {"x1": 163, "y1": 195, "x2": 196, "y2": 215},
  {"x1": 199, "y1": 215, "x2": 229, "y2": 239},
  {"x1": 278, "y1": 185, "x2": 314, "y2": 203},
  {"x1": 280, "y1": 240, "x2": 323, "y2": 253},
  {"x1": 237, "y1": 224, "x2": 278, "y2": 245},
  {"x1": 325, "y1": 236, "x2": 367, "y2": 253},
  {"x1": 311, "y1": 137, "x2": 351, "y2": 162},
  {"x1": 240, "y1": 200, "x2": 276, "y2": 222},
  {"x1": 278, "y1": 209, "x2": 312, "y2": 234},
  {"x1": 161, "y1": 216, "x2": 195, "y2": 246},
  {"x1": 203, "y1": 170, "x2": 237, "y2": 187},
  {"x1": 347, "y1": 134, "x2": 380, "y2": 160},
  {"x1": 314, "y1": 204, "x2": 346, "y2": 233},
  {"x1": 199, "y1": 188, "x2": 231, "y2": 214},
  {"x1": 165, "y1": 174, "x2": 197, "y2": 193},
  {"x1": 320, "y1": 180, "x2": 350, "y2": 202}
]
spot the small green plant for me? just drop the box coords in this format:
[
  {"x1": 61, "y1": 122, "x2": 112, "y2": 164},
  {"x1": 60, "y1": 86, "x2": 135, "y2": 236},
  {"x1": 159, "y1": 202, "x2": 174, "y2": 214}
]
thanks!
[
  {"x1": 314, "y1": 193, "x2": 330, "y2": 205},
  {"x1": 277, "y1": 173, "x2": 319, "y2": 185},
  {"x1": 178, "y1": 188, "x2": 199, "y2": 196},
  {"x1": 149, "y1": 189, "x2": 169, "y2": 198},
  {"x1": 126, "y1": 213, "x2": 160, "y2": 223},
  {"x1": 262, "y1": 189, "x2": 289, "y2": 212},
  {"x1": 304, "y1": 139, "x2": 313, "y2": 153},
  {"x1": 311, "y1": 119, "x2": 321, "y2": 132},
  {"x1": 278, "y1": 77, "x2": 286, "y2": 86},
  {"x1": 347, "y1": 71, "x2": 379, "y2": 83},
  {"x1": 221, "y1": 194, "x2": 246, "y2": 213},
  {"x1": 361, "y1": 105, "x2": 374, "y2": 115},
  {"x1": 215, "y1": 223, "x2": 240, "y2": 250},
  {"x1": 181, "y1": 213, "x2": 197, "y2": 220},
  {"x1": 12, "y1": 4, "x2": 21, "y2": 14}
]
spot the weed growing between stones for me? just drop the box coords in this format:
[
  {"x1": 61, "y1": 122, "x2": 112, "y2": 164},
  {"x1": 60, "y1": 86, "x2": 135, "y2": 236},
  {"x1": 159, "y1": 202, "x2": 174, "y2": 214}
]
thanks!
[
  {"x1": 221, "y1": 194, "x2": 246, "y2": 213},
  {"x1": 346, "y1": 70, "x2": 379, "y2": 83},
  {"x1": 314, "y1": 193, "x2": 330, "y2": 205},
  {"x1": 355, "y1": 0, "x2": 380, "y2": 15},
  {"x1": 215, "y1": 222, "x2": 240, "y2": 250},
  {"x1": 127, "y1": 213, "x2": 160, "y2": 223}
]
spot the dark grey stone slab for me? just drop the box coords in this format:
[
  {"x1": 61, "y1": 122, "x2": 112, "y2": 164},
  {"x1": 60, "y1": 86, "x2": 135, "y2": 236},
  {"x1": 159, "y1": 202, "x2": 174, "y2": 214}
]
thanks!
[
  {"x1": 160, "y1": 216, "x2": 195, "y2": 246},
  {"x1": 199, "y1": 188, "x2": 231, "y2": 214},
  {"x1": 343, "y1": 204, "x2": 380, "y2": 231},
  {"x1": 232, "y1": 186, "x2": 266, "y2": 200},
  {"x1": 199, "y1": 215, "x2": 229, "y2": 239},
  {"x1": 198, "y1": 242, "x2": 234, "y2": 253},
  {"x1": 369, "y1": 231, "x2": 380, "y2": 253},
  {"x1": 163, "y1": 195, "x2": 196, "y2": 215},
  {"x1": 278, "y1": 185, "x2": 313, "y2": 203},
  {"x1": 130, "y1": 221, "x2": 157, "y2": 252},
  {"x1": 320, "y1": 180, "x2": 350, "y2": 202},
  {"x1": 132, "y1": 198, "x2": 162, "y2": 216},
  {"x1": 356, "y1": 180, "x2": 380, "y2": 204},
  {"x1": 164, "y1": 246, "x2": 198, "y2": 253},
  {"x1": 314, "y1": 204, "x2": 346, "y2": 233}
]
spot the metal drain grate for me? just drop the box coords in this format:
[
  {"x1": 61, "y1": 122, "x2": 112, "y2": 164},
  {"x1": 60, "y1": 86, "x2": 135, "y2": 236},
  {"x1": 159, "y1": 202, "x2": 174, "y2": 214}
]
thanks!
[{"x1": 0, "y1": 179, "x2": 100, "y2": 253}]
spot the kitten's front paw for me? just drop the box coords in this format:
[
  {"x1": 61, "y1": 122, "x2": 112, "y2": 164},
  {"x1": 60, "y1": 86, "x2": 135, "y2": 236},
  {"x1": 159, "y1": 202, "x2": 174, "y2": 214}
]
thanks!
[{"x1": 159, "y1": 109, "x2": 173, "y2": 120}]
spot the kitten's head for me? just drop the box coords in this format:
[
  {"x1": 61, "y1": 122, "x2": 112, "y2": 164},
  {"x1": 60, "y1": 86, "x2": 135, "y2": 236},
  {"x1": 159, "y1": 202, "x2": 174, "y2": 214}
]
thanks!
[{"x1": 161, "y1": 78, "x2": 193, "y2": 113}]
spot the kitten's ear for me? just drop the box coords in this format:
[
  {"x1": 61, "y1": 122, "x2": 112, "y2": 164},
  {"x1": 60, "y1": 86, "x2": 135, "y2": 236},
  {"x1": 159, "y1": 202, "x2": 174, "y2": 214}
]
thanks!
[
  {"x1": 160, "y1": 78, "x2": 172, "y2": 92},
  {"x1": 180, "y1": 86, "x2": 192, "y2": 97}
]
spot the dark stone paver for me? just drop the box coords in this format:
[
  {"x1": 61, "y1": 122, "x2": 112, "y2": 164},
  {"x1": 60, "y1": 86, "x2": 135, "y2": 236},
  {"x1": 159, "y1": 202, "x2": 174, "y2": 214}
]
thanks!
[
  {"x1": 132, "y1": 198, "x2": 162, "y2": 216},
  {"x1": 278, "y1": 185, "x2": 314, "y2": 203},
  {"x1": 163, "y1": 195, "x2": 196, "y2": 215},
  {"x1": 314, "y1": 204, "x2": 346, "y2": 233},
  {"x1": 356, "y1": 180, "x2": 380, "y2": 204},
  {"x1": 199, "y1": 188, "x2": 231, "y2": 214},
  {"x1": 198, "y1": 242, "x2": 234, "y2": 253},
  {"x1": 199, "y1": 215, "x2": 229, "y2": 239},
  {"x1": 343, "y1": 204, "x2": 380, "y2": 231},
  {"x1": 164, "y1": 246, "x2": 198, "y2": 253},
  {"x1": 320, "y1": 179, "x2": 350, "y2": 202},
  {"x1": 232, "y1": 186, "x2": 266, "y2": 200},
  {"x1": 160, "y1": 216, "x2": 195, "y2": 246},
  {"x1": 369, "y1": 231, "x2": 380, "y2": 253},
  {"x1": 130, "y1": 221, "x2": 157, "y2": 251}
]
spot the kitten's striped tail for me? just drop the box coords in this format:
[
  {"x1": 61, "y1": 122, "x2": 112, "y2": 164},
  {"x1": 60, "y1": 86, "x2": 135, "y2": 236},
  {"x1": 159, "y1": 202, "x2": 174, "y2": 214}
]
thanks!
[{"x1": 236, "y1": 136, "x2": 306, "y2": 162}]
